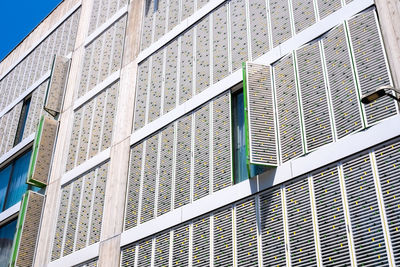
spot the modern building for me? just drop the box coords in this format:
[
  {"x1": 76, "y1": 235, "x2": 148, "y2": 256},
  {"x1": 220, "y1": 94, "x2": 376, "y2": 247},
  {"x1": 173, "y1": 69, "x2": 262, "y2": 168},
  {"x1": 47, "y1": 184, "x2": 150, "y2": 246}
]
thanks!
[{"x1": 0, "y1": 0, "x2": 399, "y2": 266}]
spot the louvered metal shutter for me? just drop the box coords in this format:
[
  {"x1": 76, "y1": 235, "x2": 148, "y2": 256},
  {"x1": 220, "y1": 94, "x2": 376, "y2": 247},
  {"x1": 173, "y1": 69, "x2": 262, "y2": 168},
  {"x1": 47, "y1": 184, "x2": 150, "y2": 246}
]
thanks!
[
  {"x1": 213, "y1": 3, "x2": 229, "y2": 83},
  {"x1": 317, "y1": 0, "x2": 342, "y2": 19},
  {"x1": 121, "y1": 244, "x2": 136, "y2": 267},
  {"x1": 292, "y1": 0, "x2": 316, "y2": 34},
  {"x1": 192, "y1": 216, "x2": 211, "y2": 266},
  {"x1": 259, "y1": 188, "x2": 286, "y2": 266},
  {"x1": 348, "y1": 9, "x2": 397, "y2": 126},
  {"x1": 10, "y1": 191, "x2": 44, "y2": 267},
  {"x1": 342, "y1": 154, "x2": 389, "y2": 266},
  {"x1": 286, "y1": 178, "x2": 318, "y2": 266},
  {"x1": 154, "y1": 231, "x2": 170, "y2": 266},
  {"x1": 196, "y1": 17, "x2": 211, "y2": 94},
  {"x1": 172, "y1": 224, "x2": 190, "y2": 266},
  {"x1": 269, "y1": 0, "x2": 292, "y2": 48},
  {"x1": 167, "y1": 0, "x2": 179, "y2": 31},
  {"x1": 175, "y1": 116, "x2": 192, "y2": 208},
  {"x1": 140, "y1": 0, "x2": 154, "y2": 51},
  {"x1": 235, "y1": 198, "x2": 259, "y2": 267},
  {"x1": 133, "y1": 60, "x2": 149, "y2": 131},
  {"x1": 27, "y1": 116, "x2": 58, "y2": 187},
  {"x1": 230, "y1": 0, "x2": 248, "y2": 72},
  {"x1": 147, "y1": 51, "x2": 163, "y2": 123},
  {"x1": 137, "y1": 239, "x2": 153, "y2": 266},
  {"x1": 322, "y1": 24, "x2": 363, "y2": 139},
  {"x1": 274, "y1": 54, "x2": 304, "y2": 163},
  {"x1": 179, "y1": 28, "x2": 194, "y2": 105},
  {"x1": 181, "y1": 0, "x2": 194, "y2": 21},
  {"x1": 248, "y1": 0, "x2": 269, "y2": 60},
  {"x1": 153, "y1": 0, "x2": 167, "y2": 42},
  {"x1": 140, "y1": 134, "x2": 159, "y2": 223},
  {"x1": 125, "y1": 143, "x2": 144, "y2": 230},
  {"x1": 157, "y1": 125, "x2": 174, "y2": 217},
  {"x1": 296, "y1": 42, "x2": 333, "y2": 151},
  {"x1": 45, "y1": 55, "x2": 70, "y2": 116},
  {"x1": 244, "y1": 62, "x2": 278, "y2": 166},
  {"x1": 374, "y1": 140, "x2": 400, "y2": 265},
  {"x1": 312, "y1": 167, "x2": 352, "y2": 266},
  {"x1": 163, "y1": 40, "x2": 178, "y2": 114},
  {"x1": 213, "y1": 207, "x2": 233, "y2": 267},
  {"x1": 194, "y1": 105, "x2": 210, "y2": 201}
]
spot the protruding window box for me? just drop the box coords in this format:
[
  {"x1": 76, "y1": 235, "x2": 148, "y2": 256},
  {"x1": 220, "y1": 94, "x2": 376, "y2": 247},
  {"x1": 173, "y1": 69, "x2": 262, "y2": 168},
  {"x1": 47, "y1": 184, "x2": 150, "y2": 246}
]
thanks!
[
  {"x1": 27, "y1": 116, "x2": 58, "y2": 187},
  {"x1": 44, "y1": 55, "x2": 70, "y2": 117}
]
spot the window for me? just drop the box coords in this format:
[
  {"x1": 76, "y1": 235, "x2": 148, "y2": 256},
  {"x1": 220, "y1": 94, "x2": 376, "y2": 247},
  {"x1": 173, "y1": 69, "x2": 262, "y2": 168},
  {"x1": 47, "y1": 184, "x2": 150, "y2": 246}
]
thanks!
[
  {"x1": 232, "y1": 89, "x2": 267, "y2": 184},
  {"x1": 14, "y1": 96, "x2": 31, "y2": 145},
  {"x1": 0, "y1": 218, "x2": 17, "y2": 266},
  {"x1": 0, "y1": 149, "x2": 37, "y2": 211}
]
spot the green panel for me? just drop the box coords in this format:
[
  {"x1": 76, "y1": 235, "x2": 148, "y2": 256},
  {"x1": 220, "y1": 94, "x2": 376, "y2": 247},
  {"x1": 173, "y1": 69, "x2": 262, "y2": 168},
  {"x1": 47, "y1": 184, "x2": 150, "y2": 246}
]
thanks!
[{"x1": 27, "y1": 116, "x2": 45, "y2": 187}]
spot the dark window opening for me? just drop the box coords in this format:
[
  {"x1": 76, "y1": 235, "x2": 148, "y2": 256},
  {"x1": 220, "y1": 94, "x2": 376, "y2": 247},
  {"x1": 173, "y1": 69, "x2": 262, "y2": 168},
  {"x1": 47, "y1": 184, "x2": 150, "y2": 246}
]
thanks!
[{"x1": 14, "y1": 97, "x2": 31, "y2": 146}]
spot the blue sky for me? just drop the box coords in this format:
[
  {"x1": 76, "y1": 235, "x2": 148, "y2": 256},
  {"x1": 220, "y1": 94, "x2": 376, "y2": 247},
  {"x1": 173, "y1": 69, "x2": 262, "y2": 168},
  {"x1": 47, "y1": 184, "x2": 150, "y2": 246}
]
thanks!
[{"x1": 0, "y1": 0, "x2": 63, "y2": 62}]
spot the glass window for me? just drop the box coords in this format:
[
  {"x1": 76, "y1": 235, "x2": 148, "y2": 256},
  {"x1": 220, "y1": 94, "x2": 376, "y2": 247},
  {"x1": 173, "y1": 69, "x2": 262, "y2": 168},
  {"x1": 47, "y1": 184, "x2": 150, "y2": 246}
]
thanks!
[
  {"x1": 232, "y1": 89, "x2": 267, "y2": 184},
  {"x1": 14, "y1": 97, "x2": 31, "y2": 145},
  {"x1": 0, "y1": 166, "x2": 12, "y2": 211},
  {"x1": 0, "y1": 219, "x2": 17, "y2": 266}
]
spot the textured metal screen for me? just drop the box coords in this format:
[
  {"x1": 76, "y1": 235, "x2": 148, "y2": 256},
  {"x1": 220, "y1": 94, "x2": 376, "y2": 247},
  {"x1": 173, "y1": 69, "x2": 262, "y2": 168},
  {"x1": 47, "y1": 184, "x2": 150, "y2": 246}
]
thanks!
[
  {"x1": 292, "y1": 0, "x2": 316, "y2": 34},
  {"x1": 153, "y1": 231, "x2": 170, "y2": 266},
  {"x1": 259, "y1": 188, "x2": 286, "y2": 266},
  {"x1": 179, "y1": 28, "x2": 194, "y2": 105},
  {"x1": 0, "y1": 102, "x2": 22, "y2": 156},
  {"x1": 270, "y1": 0, "x2": 292, "y2": 48},
  {"x1": 286, "y1": 178, "x2": 317, "y2": 266},
  {"x1": 88, "y1": 0, "x2": 128, "y2": 34},
  {"x1": 196, "y1": 17, "x2": 210, "y2": 94},
  {"x1": 133, "y1": 60, "x2": 149, "y2": 131},
  {"x1": 312, "y1": 167, "x2": 351, "y2": 266},
  {"x1": 27, "y1": 116, "x2": 58, "y2": 187},
  {"x1": 51, "y1": 163, "x2": 109, "y2": 261},
  {"x1": 374, "y1": 140, "x2": 400, "y2": 265},
  {"x1": 167, "y1": 0, "x2": 179, "y2": 31},
  {"x1": 230, "y1": 0, "x2": 248, "y2": 72},
  {"x1": 235, "y1": 198, "x2": 259, "y2": 266},
  {"x1": 274, "y1": 54, "x2": 304, "y2": 163},
  {"x1": 213, "y1": 207, "x2": 233, "y2": 267},
  {"x1": 322, "y1": 25, "x2": 363, "y2": 139},
  {"x1": 213, "y1": 3, "x2": 229, "y2": 83},
  {"x1": 45, "y1": 55, "x2": 70, "y2": 116},
  {"x1": 163, "y1": 40, "x2": 178, "y2": 114},
  {"x1": 342, "y1": 155, "x2": 389, "y2": 266},
  {"x1": 317, "y1": 0, "x2": 342, "y2": 19},
  {"x1": 148, "y1": 50, "x2": 163, "y2": 123},
  {"x1": 153, "y1": 0, "x2": 167, "y2": 42},
  {"x1": 192, "y1": 216, "x2": 210, "y2": 266},
  {"x1": 296, "y1": 42, "x2": 333, "y2": 151},
  {"x1": 348, "y1": 9, "x2": 397, "y2": 126},
  {"x1": 137, "y1": 239, "x2": 152, "y2": 266},
  {"x1": 181, "y1": 0, "x2": 194, "y2": 21},
  {"x1": 172, "y1": 224, "x2": 190, "y2": 266},
  {"x1": 245, "y1": 62, "x2": 278, "y2": 166},
  {"x1": 12, "y1": 191, "x2": 44, "y2": 267},
  {"x1": 248, "y1": 0, "x2": 269, "y2": 60},
  {"x1": 140, "y1": 0, "x2": 154, "y2": 51}
]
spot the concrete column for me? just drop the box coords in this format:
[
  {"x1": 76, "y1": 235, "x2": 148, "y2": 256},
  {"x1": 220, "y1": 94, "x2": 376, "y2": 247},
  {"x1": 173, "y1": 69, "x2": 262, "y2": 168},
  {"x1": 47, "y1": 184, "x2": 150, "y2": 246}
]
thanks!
[
  {"x1": 33, "y1": 0, "x2": 94, "y2": 265},
  {"x1": 97, "y1": 0, "x2": 144, "y2": 266}
]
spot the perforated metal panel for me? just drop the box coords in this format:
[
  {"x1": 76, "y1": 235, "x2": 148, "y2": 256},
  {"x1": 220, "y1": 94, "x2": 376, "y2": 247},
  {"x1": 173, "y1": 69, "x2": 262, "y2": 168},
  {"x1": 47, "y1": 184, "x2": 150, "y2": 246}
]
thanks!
[
  {"x1": 197, "y1": 0, "x2": 209, "y2": 10},
  {"x1": 66, "y1": 109, "x2": 82, "y2": 171},
  {"x1": 322, "y1": 25, "x2": 363, "y2": 139},
  {"x1": 137, "y1": 239, "x2": 153, "y2": 266},
  {"x1": 172, "y1": 224, "x2": 190, "y2": 266},
  {"x1": 111, "y1": 16, "x2": 126, "y2": 73},
  {"x1": 274, "y1": 55, "x2": 304, "y2": 163},
  {"x1": 286, "y1": 178, "x2": 317, "y2": 266},
  {"x1": 74, "y1": 258, "x2": 98, "y2": 267},
  {"x1": 121, "y1": 244, "x2": 136, "y2": 266},
  {"x1": 175, "y1": 116, "x2": 192, "y2": 208},
  {"x1": 194, "y1": 104, "x2": 210, "y2": 201},
  {"x1": 89, "y1": 91, "x2": 106, "y2": 158},
  {"x1": 51, "y1": 184, "x2": 71, "y2": 261},
  {"x1": 181, "y1": 0, "x2": 194, "y2": 21},
  {"x1": 148, "y1": 50, "x2": 163, "y2": 123},
  {"x1": 154, "y1": 231, "x2": 170, "y2": 266},
  {"x1": 248, "y1": 0, "x2": 269, "y2": 60},
  {"x1": 27, "y1": 116, "x2": 58, "y2": 187},
  {"x1": 101, "y1": 81, "x2": 119, "y2": 150},
  {"x1": 125, "y1": 143, "x2": 144, "y2": 230},
  {"x1": 192, "y1": 216, "x2": 210, "y2": 266},
  {"x1": 154, "y1": 0, "x2": 167, "y2": 42},
  {"x1": 374, "y1": 140, "x2": 400, "y2": 265},
  {"x1": 213, "y1": 92, "x2": 232, "y2": 192},
  {"x1": 230, "y1": 0, "x2": 248, "y2": 71},
  {"x1": 259, "y1": 189, "x2": 286, "y2": 266},
  {"x1": 168, "y1": 0, "x2": 179, "y2": 31},
  {"x1": 76, "y1": 101, "x2": 94, "y2": 167},
  {"x1": 163, "y1": 40, "x2": 178, "y2": 114},
  {"x1": 312, "y1": 167, "x2": 351, "y2": 266},
  {"x1": 236, "y1": 198, "x2": 259, "y2": 267},
  {"x1": 157, "y1": 125, "x2": 174, "y2": 216},
  {"x1": 296, "y1": 42, "x2": 333, "y2": 151},
  {"x1": 213, "y1": 208, "x2": 233, "y2": 267},
  {"x1": 140, "y1": 134, "x2": 159, "y2": 223},
  {"x1": 23, "y1": 81, "x2": 48, "y2": 139},
  {"x1": 213, "y1": 3, "x2": 229, "y2": 83},
  {"x1": 141, "y1": 0, "x2": 154, "y2": 51},
  {"x1": 342, "y1": 154, "x2": 389, "y2": 266},
  {"x1": 88, "y1": 0, "x2": 128, "y2": 34},
  {"x1": 196, "y1": 17, "x2": 210, "y2": 94},
  {"x1": 292, "y1": 0, "x2": 316, "y2": 34},
  {"x1": 134, "y1": 60, "x2": 149, "y2": 131},
  {"x1": 245, "y1": 62, "x2": 278, "y2": 166},
  {"x1": 64, "y1": 179, "x2": 83, "y2": 256},
  {"x1": 348, "y1": 10, "x2": 397, "y2": 126},
  {"x1": 179, "y1": 28, "x2": 194, "y2": 105},
  {"x1": 12, "y1": 191, "x2": 44, "y2": 267},
  {"x1": 270, "y1": 0, "x2": 292, "y2": 48},
  {"x1": 317, "y1": 0, "x2": 342, "y2": 19},
  {"x1": 0, "y1": 102, "x2": 22, "y2": 156}
]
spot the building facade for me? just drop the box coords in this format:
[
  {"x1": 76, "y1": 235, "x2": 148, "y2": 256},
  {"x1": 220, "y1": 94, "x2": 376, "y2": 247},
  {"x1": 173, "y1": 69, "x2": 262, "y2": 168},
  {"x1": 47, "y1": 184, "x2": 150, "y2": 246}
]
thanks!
[{"x1": 0, "y1": 0, "x2": 399, "y2": 266}]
